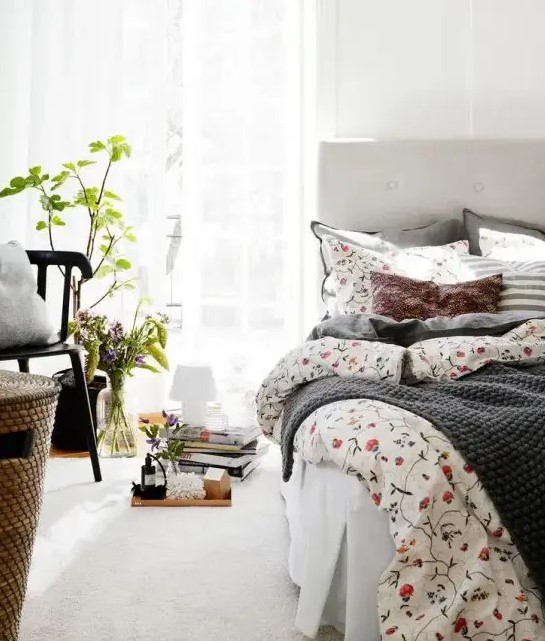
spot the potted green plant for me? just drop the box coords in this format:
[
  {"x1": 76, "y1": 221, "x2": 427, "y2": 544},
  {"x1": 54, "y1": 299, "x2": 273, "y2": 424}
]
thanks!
[{"x1": 0, "y1": 136, "x2": 138, "y2": 449}]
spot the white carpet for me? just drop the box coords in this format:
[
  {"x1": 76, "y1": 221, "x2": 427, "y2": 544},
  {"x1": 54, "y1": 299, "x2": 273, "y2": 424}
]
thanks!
[{"x1": 19, "y1": 450, "x2": 342, "y2": 641}]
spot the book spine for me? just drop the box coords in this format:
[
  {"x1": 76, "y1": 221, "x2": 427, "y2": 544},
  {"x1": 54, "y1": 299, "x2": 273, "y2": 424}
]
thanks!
[
  {"x1": 174, "y1": 431, "x2": 246, "y2": 446},
  {"x1": 179, "y1": 452, "x2": 246, "y2": 467}
]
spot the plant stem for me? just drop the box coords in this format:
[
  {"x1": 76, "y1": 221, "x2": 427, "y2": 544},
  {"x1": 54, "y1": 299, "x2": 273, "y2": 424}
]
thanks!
[
  {"x1": 92, "y1": 229, "x2": 119, "y2": 277},
  {"x1": 36, "y1": 184, "x2": 65, "y2": 277},
  {"x1": 97, "y1": 159, "x2": 112, "y2": 206}
]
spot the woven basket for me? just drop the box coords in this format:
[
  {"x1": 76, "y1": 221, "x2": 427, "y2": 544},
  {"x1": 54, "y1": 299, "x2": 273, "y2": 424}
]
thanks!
[{"x1": 0, "y1": 371, "x2": 60, "y2": 641}]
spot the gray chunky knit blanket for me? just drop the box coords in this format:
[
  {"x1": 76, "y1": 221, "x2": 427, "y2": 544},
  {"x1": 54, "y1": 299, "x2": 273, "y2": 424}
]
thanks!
[{"x1": 282, "y1": 363, "x2": 545, "y2": 593}]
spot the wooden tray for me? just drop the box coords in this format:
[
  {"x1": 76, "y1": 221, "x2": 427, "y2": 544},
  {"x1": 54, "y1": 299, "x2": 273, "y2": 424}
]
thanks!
[{"x1": 130, "y1": 490, "x2": 231, "y2": 508}]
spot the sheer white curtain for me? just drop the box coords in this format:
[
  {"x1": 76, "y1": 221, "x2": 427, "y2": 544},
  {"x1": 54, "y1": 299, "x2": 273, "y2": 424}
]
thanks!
[
  {"x1": 0, "y1": 0, "x2": 168, "y2": 319},
  {"x1": 173, "y1": 1, "x2": 305, "y2": 388},
  {"x1": 0, "y1": 1, "x2": 169, "y2": 406},
  {"x1": 0, "y1": 0, "x2": 308, "y2": 403}
]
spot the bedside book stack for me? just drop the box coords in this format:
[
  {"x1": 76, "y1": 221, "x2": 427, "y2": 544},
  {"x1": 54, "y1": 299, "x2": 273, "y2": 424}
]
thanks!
[{"x1": 171, "y1": 425, "x2": 268, "y2": 480}]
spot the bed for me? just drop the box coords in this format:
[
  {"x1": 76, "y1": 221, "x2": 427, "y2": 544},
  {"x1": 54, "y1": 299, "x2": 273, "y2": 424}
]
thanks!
[{"x1": 257, "y1": 141, "x2": 545, "y2": 641}]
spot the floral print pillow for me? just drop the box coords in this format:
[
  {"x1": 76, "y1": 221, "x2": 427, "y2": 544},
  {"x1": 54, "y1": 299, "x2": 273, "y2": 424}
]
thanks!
[
  {"x1": 480, "y1": 227, "x2": 545, "y2": 260},
  {"x1": 322, "y1": 236, "x2": 469, "y2": 315}
]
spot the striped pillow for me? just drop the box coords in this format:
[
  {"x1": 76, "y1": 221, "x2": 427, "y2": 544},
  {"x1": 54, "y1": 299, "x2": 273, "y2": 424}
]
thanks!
[
  {"x1": 461, "y1": 255, "x2": 545, "y2": 278},
  {"x1": 500, "y1": 275, "x2": 545, "y2": 312},
  {"x1": 461, "y1": 255, "x2": 545, "y2": 312}
]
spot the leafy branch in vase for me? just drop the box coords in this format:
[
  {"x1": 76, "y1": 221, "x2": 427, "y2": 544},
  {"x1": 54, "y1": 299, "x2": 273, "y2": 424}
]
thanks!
[{"x1": 0, "y1": 135, "x2": 136, "y2": 312}]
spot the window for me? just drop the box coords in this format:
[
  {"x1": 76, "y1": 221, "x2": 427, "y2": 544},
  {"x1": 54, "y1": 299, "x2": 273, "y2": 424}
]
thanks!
[{"x1": 166, "y1": 1, "x2": 304, "y2": 385}]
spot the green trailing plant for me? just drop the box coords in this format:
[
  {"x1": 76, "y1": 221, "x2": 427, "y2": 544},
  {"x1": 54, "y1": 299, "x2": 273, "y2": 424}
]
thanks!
[{"x1": 0, "y1": 135, "x2": 136, "y2": 312}]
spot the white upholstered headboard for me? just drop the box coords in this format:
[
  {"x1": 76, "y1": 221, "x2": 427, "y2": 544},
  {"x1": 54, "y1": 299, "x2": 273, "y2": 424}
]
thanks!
[{"x1": 318, "y1": 140, "x2": 545, "y2": 231}]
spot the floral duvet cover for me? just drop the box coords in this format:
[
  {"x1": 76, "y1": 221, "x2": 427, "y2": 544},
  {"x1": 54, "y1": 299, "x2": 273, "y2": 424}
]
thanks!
[{"x1": 256, "y1": 319, "x2": 545, "y2": 641}]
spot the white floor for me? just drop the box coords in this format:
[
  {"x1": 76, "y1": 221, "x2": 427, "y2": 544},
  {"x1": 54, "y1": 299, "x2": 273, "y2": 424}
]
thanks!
[{"x1": 19, "y1": 449, "x2": 342, "y2": 641}]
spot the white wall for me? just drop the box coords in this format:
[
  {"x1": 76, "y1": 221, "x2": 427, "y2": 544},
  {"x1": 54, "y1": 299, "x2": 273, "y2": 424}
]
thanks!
[{"x1": 321, "y1": 0, "x2": 545, "y2": 138}]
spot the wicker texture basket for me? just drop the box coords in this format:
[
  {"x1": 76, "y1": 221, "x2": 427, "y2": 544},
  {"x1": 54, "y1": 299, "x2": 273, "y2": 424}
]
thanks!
[{"x1": 0, "y1": 371, "x2": 60, "y2": 641}]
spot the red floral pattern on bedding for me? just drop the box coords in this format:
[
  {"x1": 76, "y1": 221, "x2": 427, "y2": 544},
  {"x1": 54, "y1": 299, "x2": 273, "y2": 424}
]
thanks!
[{"x1": 256, "y1": 321, "x2": 545, "y2": 640}]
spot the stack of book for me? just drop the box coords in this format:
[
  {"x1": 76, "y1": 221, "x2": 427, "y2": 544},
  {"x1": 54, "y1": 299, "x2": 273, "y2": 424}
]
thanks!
[{"x1": 173, "y1": 425, "x2": 268, "y2": 480}]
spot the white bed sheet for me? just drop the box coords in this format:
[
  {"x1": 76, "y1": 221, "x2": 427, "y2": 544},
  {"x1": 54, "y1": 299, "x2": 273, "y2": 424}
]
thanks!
[{"x1": 281, "y1": 455, "x2": 393, "y2": 641}]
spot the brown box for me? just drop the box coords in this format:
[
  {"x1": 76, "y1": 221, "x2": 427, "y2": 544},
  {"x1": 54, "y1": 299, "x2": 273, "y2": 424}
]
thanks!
[{"x1": 204, "y1": 468, "x2": 231, "y2": 500}]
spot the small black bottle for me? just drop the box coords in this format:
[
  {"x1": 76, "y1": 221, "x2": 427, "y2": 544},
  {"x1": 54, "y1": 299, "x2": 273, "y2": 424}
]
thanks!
[{"x1": 141, "y1": 453, "x2": 156, "y2": 490}]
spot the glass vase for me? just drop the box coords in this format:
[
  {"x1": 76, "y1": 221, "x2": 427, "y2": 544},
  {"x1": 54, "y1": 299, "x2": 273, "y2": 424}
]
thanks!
[{"x1": 96, "y1": 374, "x2": 137, "y2": 458}]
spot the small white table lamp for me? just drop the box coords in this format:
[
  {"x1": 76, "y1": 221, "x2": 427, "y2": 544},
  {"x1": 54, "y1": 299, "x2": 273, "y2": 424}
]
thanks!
[{"x1": 169, "y1": 364, "x2": 217, "y2": 426}]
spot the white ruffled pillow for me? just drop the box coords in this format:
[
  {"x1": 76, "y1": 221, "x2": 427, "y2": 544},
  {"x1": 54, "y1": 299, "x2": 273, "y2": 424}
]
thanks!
[{"x1": 322, "y1": 237, "x2": 469, "y2": 315}]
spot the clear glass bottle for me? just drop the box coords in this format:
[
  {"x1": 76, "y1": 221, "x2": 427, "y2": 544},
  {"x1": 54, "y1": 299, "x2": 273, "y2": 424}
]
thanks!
[
  {"x1": 203, "y1": 401, "x2": 228, "y2": 431},
  {"x1": 221, "y1": 359, "x2": 256, "y2": 427},
  {"x1": 96, "y1": 375, "x2": 137, "y2": 458}
]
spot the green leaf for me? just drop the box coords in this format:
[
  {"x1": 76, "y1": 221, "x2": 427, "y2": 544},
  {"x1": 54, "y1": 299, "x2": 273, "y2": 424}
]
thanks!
[
  {"x1": 85, "y1": 344, "x2": 100, "y2": 383},
  {"x1": 137, "y1": 363, "x2": 161, "y2": 374},
  {"x1": 52, "y1": 200, "x2": 71, "y2": 211},
  {"x1": 110, "y1": 147, "x2": 122, "y2": 162},
  {"x1": 25, "y1": 175, "x2": 41, "y2": 187},
  {"x1": 50, "y1": 215, "x2": 65, "y2": 226},
  {"x1": 103, "y1": 190, "x2": 122, "y2": 201},
  {"x1": 35, "y1": 220, "x2": 48, "y2": 231},
  {"x1": 10, "y1": 176, "x2": 26, "y2": 189},
  {"x1": 115, "y1": 258, "x2": 131, "y2": 270},
  {"x1": 120, "y1": 142, "x2": 132, "y2": 158},
  {"x1": 89, "y1": 140, "x2": 106, "y2": 153},
  {"x1": 121, "y1": 282, "x2": 136, "y2": 290},
  {"x1": 95, "y1": 265, "x2": 115, "y2": 279},
  {"x1": 62, "y1": 162, "x2": 76, "y2": 172},
  {"x1": 109, "y1": 135, "x2": 126, "y2": 144},
  {"x1": 77, "y1": 159, "x2": 96, "y2": 168},
  {"x1": 105, "y1": 208, "x2": 123, "y2": 220},
  {"x1": 29, "y1": 166, "x2": 42, "y2": 177},
  {"x1": 124, "y1": 231, "x2": 137, "y2": 242},
  {"x1": 148, "y1": 343, "x2": 169, "y2": 371},
  {"x1": 39, "y1": 194, "x2": 52, "y2": 211},
  {"x1": 0, "y1": 187, "x2": 18, "y2": 197}
]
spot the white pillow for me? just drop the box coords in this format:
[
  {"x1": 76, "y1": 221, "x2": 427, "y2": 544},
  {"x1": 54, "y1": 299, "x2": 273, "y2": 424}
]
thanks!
[
  {"x1": 323, "y1": 237, "x2": 469, "y2": 315},
  {"x1": 0, "y1": 242, "x2": 56, "y2": 349},
  {"x1": 479, "y1": 228, "x2": 545, "y2": 261}
]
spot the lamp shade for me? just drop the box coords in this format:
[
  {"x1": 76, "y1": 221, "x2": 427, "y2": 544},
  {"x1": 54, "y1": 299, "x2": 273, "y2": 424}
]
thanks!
[{"x1": 169, "y1": 364, "x2": 217, "y2": 426}]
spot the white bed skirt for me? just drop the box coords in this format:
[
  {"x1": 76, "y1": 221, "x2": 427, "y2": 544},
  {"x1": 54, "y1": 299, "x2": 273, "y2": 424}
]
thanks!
[{"x1": 281, "y1": 456, "x2": 393, "y2": 641}]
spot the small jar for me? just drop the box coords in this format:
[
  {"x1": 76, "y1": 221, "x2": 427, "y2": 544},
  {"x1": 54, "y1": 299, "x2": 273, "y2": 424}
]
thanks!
[{"x1": 203, "y1": 401, "x2": 228, "y2": 431}]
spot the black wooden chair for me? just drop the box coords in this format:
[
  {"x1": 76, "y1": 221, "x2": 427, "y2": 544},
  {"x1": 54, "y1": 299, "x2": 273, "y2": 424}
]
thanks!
[{"x1": 0, "y1": 250, "x2": 101, "y2": 482}]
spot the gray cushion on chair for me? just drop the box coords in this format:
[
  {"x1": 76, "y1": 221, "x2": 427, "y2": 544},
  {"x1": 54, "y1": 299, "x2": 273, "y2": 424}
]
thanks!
[{"x1": 0, "y1": 242, "x2": 56, "y2": 350}]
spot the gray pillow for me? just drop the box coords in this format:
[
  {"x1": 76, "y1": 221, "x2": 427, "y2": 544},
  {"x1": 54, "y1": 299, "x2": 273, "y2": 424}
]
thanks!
[
  {"x1": 0, "y1": 242, "x2": 56, "y2": 350},
  {"x1": 378, "y1": 218, "x2": 463, "y2": 248},
  {"x1": 311, "y1": 219, "x2": 464, "y2": 309},
  {"x1": 463, "y1": 208, "x2": 545, "y2": 256},
  {"x1": 309, "y1": 310, "x2": 545, "y2": 347}
]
